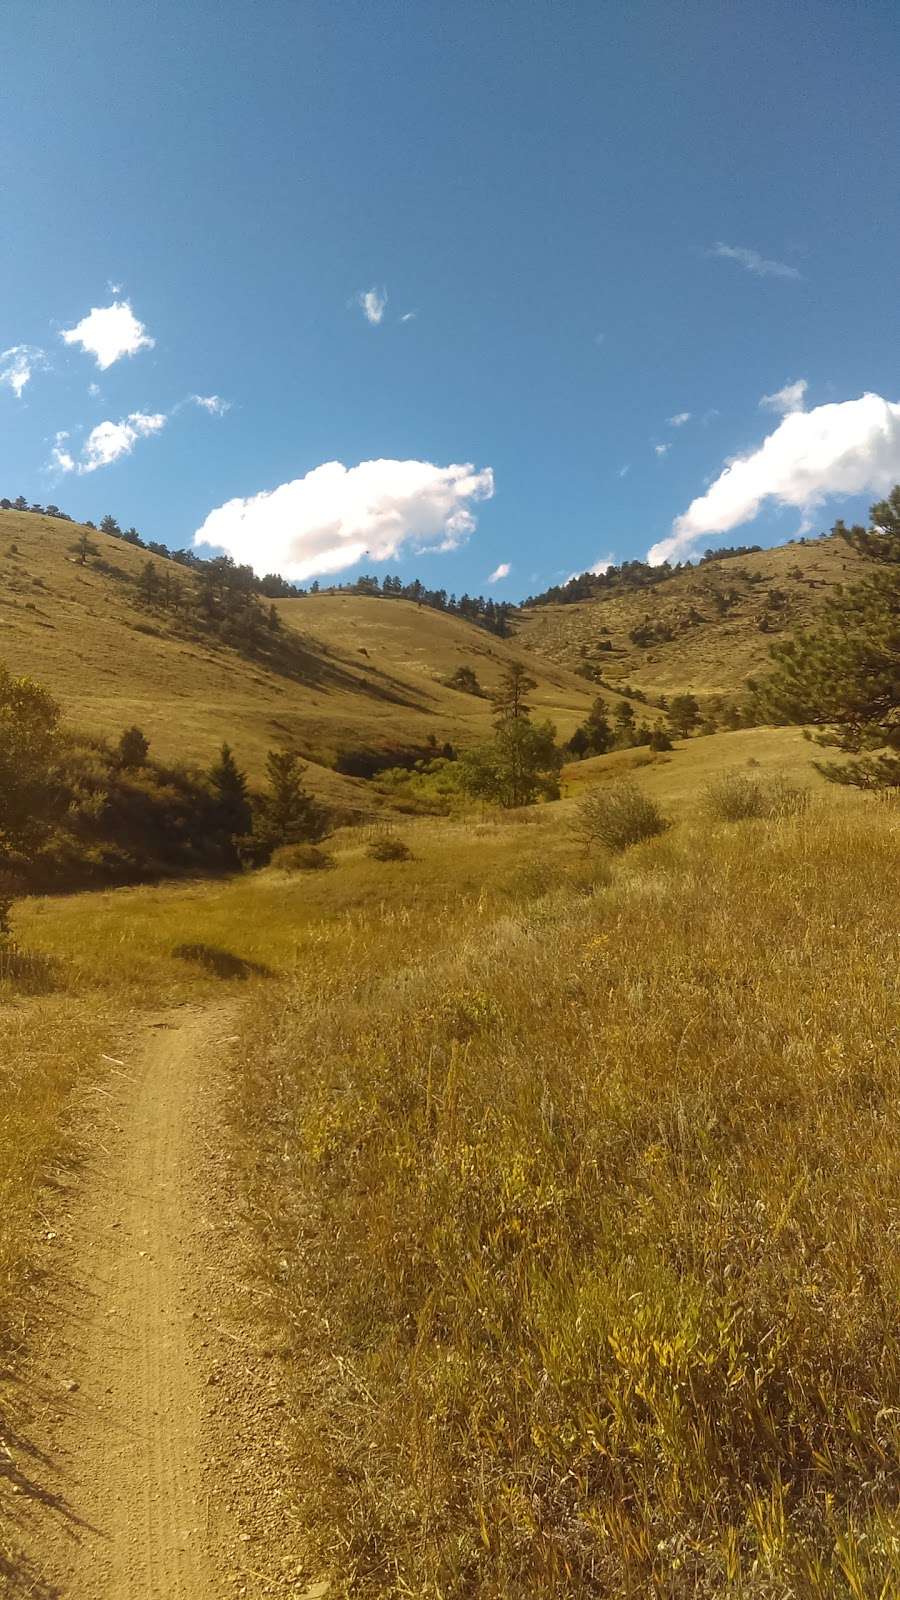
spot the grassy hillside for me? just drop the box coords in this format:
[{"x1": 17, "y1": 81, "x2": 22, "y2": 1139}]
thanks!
[
  {"x1": 0, "y1": 509, "x2": 602, "y2": 803},
  {"x1": 516, "y1": 534, "x2": 875, "y2": 699}
]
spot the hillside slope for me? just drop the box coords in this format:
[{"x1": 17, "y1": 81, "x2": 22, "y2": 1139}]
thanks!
[
  {"x1": 0, "y1": 510, "x2": 603, "y2": 795},
  {"x1": 515, "y1": 534, "x2": 874, "y2": 698}
]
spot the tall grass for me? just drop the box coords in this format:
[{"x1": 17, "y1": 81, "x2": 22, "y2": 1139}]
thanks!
[{"x1": 232, "y1": 805, "x2": 900, "y2": 1597}]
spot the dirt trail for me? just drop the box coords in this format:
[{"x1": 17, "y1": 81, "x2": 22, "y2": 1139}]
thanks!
[{"x1": 5, "y1": 1003, "x2": 302, "y2": 1599}]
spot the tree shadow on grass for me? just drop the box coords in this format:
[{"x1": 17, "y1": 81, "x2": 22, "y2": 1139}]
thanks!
[{"x1": 171, "y1": 942, "x2": 274, "y2": 980}]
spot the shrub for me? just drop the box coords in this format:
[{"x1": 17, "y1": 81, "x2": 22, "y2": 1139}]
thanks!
[
  {"x1": 576, "y1": 780, "x2": 669, "y2": 852},
  {"x1": 271, "y1": 843, "x2": 335, "y2": 872},
  {"x1": 366, "y1": 831, "x2": 412, "y2": 861},
  {"x1": 703, "y1": 770, "x2": 811, "y2": 823}
]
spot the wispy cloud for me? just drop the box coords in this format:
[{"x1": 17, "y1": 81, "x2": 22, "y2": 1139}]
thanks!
[
  {"x1": 760, "y1": 378, "x2": 807, "y2": 415},
  {"x1": 487, "y1": 561, "x2": 511, "y2": 582},
  {"x1": 618, "y1": 464, "x2": 630, "y2": 478},
  {"x1": 668, "y1": 411, "x2": 691, "y2": 428},
  {"x1": 195, "y1": 458, "x2": 494, "y2": 582},
  {"x1": 648, "y1": 391, "x2": 900, "y2": 565},
  {"x1": 357, "y1": 287, "x2": 387, "y2": 326},
  {"x1": 400, "y1": 310, "x2": 416, "y2": 323},
  {"x1": 1, "y1": 344, "x2": 47, "y2": 398},
  {"x1": 52, "y1": 411, "x2": 167, "y2": 474},
  {"x1": 710, "y1": 242, "x2": 801, "y2": 281},
  {"x1": 61, "y1": 299, "x2": 155, "y2": 369},
  {"x1": 654, "y1": 443, "x2": 671, "y2": 458},
  {"x1": 190, "y1": 393, "x2": 230, "y2": 416}
]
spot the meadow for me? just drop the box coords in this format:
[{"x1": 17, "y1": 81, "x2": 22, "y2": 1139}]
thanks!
[{"x1": 2, "y1": 727, "x2": 898, "y2": 1597}]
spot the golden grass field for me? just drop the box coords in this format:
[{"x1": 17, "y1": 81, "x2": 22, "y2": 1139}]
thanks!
[
  {"x1": 2, "y1": 716, "x2": 898, "y2": 1595},
  {"x1": 0, "y1": 509, "x2": 601, "y2": 802}
]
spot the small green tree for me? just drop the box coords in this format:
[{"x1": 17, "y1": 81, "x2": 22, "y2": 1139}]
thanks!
[
  {"x1": 668, "y1": 693, "x2": 701, "y2": 738},
  {"x1": 100, "y1": 514, "x2": 121, "y2": 536},
  {"x1": 447, "y1": 665, "x2": 482, "y2": 696},
  {"x1": 138, "y1": 560, "x2": 159, "y2": 605},
  {"x1": 585, "y1": 698, "x2": 613, "y2": 754},
  {"x1": 613, "y1": 701, "x2": 637, "y2": 746},
  {"x1": 117, "y1": 726, "x2": 150, "y2": 769},
  {"x1": 209, "y1": 743, "x2": 252, "y2": 857},
  {"x1": 491, "y1": 661, "x2": 537, "y2": 726},
  {"x1": 262, "y1": 750, "x2": 325, "y2": 843},
  {"x1": 459, "y1": 718, "x2": 563, "y2": 808}
]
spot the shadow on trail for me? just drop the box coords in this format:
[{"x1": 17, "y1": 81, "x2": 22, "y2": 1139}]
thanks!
[
  {"x1": 0, "y1": 1398, "x2": 104, "y2": 1599},
  {"x1": 171, "y1": 942, "x2": 275, "y2": 980}
]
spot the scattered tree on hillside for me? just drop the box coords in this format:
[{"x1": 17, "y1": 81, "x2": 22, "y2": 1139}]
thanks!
[
  {"x1": 446, "y1": 665, "x2": 482, "y2": 696},
  {"x1": 459, "y1": 716, "x2": 563, "y2": 809},
  {"x1": 209, "y1": 743, "x2": 252, "y2": 861},
  {"x1": 566, "y1": 697, "x2": 613, "y2": 759},
  {"x1": 614, "y1": 701, "x2": 637, "y2": 746},
  {"x1": 667, "y1": 693, "x2": 701, "y2": 738},
  {"x1": 262, "y1": 750, "x2": 325, "y2": 844},
  {"x1": 116, "y1": 726, "x2": 150, "y2": 769},
  {"x1": 491, "y1": 661, "x2": 537, "y2": 725},
  {"x1": 100, "y1": 514, "x2": 121, "y2": 536},
  {"x1": 756, "y1": 493, "x2": 900, "y2": 789}
]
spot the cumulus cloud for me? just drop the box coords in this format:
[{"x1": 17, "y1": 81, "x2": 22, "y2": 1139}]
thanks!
[
  {"x1": 194, "y1": 458, "x2": 495, "y2": 582},
  {"x1": 760, "y1": 378, "x2": 807, "y2": 415},
  {"x1": 53, "y1": 411, "x2": 167, "y2": 474},
  {"x1": 1, "y1": 344, "x2": 47, "y2": 397},
  {"x1": 668, "y1": 411, "x2": 691, "y2": 427},
  {"x1": 647, "y1": 392, "x2": 900, "y2": 565},
  {"x1": 655, "y1": 443, "x2": 671, "y2": 458},
  {"x1": 357, "y1": 287, "x2": 387, "y2": 326},
  {"x1": 566, "y1": 555, "x2": 614, "y2": 582},
  {"x1": 711, "y1": 243, "x2": 801, "y2": 281},
  {"x1": 487, "y1": 561, "x2": 511, "y2": 582},
  {"x1": 191, "y1": 393, "x2": 230, "y2": 415},
  {"x1": 61, "y1": 299, "x2": 154, "y2": 369}
]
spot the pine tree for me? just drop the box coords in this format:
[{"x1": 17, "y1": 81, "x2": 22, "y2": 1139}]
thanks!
[
  {"x1": 668, "y1": 693, "x2": 701, "y2": 738},
  {"x1": 585, "y1": 698, "x2": 613, "y2": 754},
  {"x1": 459, "y1": 718, "x2": 563, "y2": 808},
  {"x1": 263, "y1": 750, "x2": 324, "y2": 842},
  {"x1": 491, "y1": 661, "x2": 537, "y2": 725},
  {"x1": 209, "y1": 744, "x2": 252, "y2": 855},
  {"x1": 614, "y1": 701, "x2": 637, "y2": 746},
  {"x1": 117, "y1": 726, "x2": 150, "y2": 769},
  {"x1": 757, "y1": 492, "x2": 900, "y2": 788}
]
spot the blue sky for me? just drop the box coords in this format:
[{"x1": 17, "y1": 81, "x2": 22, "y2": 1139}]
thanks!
[{"x1": 2, "y1": 0, "x2": 898, "y2": 597}]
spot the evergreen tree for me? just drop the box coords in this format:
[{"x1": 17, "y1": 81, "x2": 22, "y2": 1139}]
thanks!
[
  {"x1": 668, "y1": 693, "x2": 701, "y2": 738},
  {"x1": 263, "y1": 750, "x2": 324, "y2": 842},
  {"x1": 491, "y1": 661, "x2": 537, "y2": 725},
  {"x1": 209, "y1": 744, "x2": 252, "y2": 853},
  {"x1": 614, "y1": 701, "x2": 637, "y2": 745},
  {"x1": 585, "y1": 698, "x2": 613, "y2": 754},
  {"x1": 100, "y1": 514, "x2": 121, "y2": 536},
  {"x1": 757, "y1": 492, "x2": 900, "y2": 788},
  {"x1": 117, "y1": 726, "x2": 150, "y2": 769}
]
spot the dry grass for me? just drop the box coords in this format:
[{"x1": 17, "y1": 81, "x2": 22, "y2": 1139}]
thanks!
[
  {"x1": 230, "y1": 798, "x2": 900, "y2": 1597},
  {"x1": 0, "y1": 509, "x2": 596, "y2": 796}
]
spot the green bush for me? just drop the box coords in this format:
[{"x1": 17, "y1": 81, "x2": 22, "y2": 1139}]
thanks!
[
  {"x1": 366, "y1": 831, "x2": 412, "y2": 861},
  {"x1": 703, "y1": 770, "x2": 811, "y2": 823},
  {"x1": 271, "y1": 843, "x2": 335, "y2": 872},
  {"x1": 576, "y1": 780, "x2": 669, "y2": 852}
]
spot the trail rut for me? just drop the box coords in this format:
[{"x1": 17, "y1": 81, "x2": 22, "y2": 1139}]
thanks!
[{"x1": 3, "y1": 1003, "x2": 293, "y2": 1599}]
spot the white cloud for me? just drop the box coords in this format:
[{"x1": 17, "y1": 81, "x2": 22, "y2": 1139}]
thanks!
[
  {"x1": 655, "y1": 443, "x2": 671, "y2": 458},
  {"x1": 88, "y1": 382, "x2": 101, "y2": 398},
  {"x1": 618, "y1": 464, "x2": 630, "y2": 478},
  {"x1": 487, "y1": 561, "x2": 511, "y2": 582},
  {"x1": 53, "y1": 411, "x2": 167, "y2": 474},
  {"x1": 710, "y1": 242, "x2": 801, "y2": 281},
  {"x1": 400, "y1": 311, "x2": 416, "y2": 323},
  {"x1": 647, "y1": 392, "x2": 900, "y2": 565},
  {"x1": 760, "y1": 378, "x2": 807, "y2": 415},
  {"x1": 668, "y1": 411, "x2": 691, "y2": 427},
  {"x1": 194, "y1": 458, "x2": 495, "y2": 582},
  {"x1": 61, "y1": 299, "x2": 154, "y2": 369},
  {"x1": 357, "y1": 287, "x2": 387, "y2": 326},
  {"x1": 191, "y1": 393, "x2": 230, "y2": 416},
  {"x1": 1, "y1": 344, "x2": 47, "y2": 397}
]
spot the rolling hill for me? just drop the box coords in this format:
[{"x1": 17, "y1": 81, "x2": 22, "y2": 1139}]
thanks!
[
  {"x1": 0, "y1": 508, "x2": 606, "y2": 805},
  {"x1": 515, "y1": 533, "x2": 875, "y2": 699}
]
